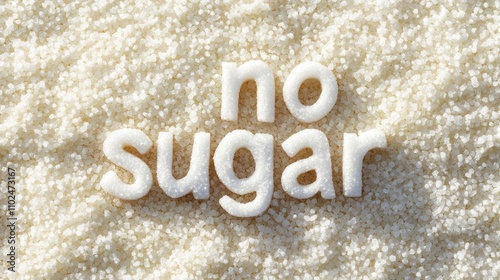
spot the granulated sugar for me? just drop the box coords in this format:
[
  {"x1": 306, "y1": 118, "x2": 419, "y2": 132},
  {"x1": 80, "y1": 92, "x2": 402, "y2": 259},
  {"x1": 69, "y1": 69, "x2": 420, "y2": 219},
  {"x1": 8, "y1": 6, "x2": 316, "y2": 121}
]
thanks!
[{"x1": 1, "y1": 0, "x2": 499, "y2": 278}]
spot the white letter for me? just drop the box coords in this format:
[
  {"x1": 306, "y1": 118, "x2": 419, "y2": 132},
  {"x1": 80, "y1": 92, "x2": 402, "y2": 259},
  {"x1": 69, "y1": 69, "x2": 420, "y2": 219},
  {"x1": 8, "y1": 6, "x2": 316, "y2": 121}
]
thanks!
[
  {"x1": 283, "y1": 62, "x2": 338, "y2": 122},
  {"x1": 221, "y1": 60, "x2": 275, "y2": 122},
  {"x1": 343, "y1": 129, "x2": 387, "y2": 197},
  {"x1": 100, "y1": 129, "x2": 152, "y2": 200},
  {"x1": 214, "y1": 130, "x2": 273, "y2": 217},
  {"x1": 157, "y1": 132, "x2": 210, "y2": 199},
  {"x1": 281, "y1": 129, "x2": 335, "y2": 199}
]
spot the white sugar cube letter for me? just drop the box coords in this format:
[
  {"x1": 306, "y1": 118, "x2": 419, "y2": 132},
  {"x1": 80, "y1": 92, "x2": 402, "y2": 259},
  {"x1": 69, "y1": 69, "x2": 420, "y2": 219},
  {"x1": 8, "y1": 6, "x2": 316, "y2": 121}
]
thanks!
[
  {"x1": 283, "y1": 62, "x2": 338, "y2": 122},
  {"x1": 343, "y1": 129, "x2": 387, "y2": 197},
  {"x1": 222, "y1": 60, "x2": 275, "y2": 122},
  {"x1": 281, "y1": 129, "x2": 335, "y2": 199},
  {"x1": 100, "y1": 129, "x2": 153, "y2": 200},
  {"x1": 214, "y1": 130, "x2": 274, "y2": 217},
  {"x1": 157, "y1": 132, "x2": 210, "y2": 199}
]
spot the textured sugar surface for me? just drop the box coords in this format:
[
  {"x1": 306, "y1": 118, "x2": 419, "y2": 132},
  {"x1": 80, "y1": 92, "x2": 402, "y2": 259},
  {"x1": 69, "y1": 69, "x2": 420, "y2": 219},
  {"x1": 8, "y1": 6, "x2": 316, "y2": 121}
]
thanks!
[{"x1": 1, "y1": 0, "x2": 499, "y2": 279}]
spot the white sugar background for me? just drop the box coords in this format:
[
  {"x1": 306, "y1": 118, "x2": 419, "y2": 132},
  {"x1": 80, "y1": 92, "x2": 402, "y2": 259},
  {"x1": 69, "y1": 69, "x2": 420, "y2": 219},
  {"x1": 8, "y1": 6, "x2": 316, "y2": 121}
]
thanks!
[{"x1": 1, "y1": 0, "x2": 499, "y2": 278}]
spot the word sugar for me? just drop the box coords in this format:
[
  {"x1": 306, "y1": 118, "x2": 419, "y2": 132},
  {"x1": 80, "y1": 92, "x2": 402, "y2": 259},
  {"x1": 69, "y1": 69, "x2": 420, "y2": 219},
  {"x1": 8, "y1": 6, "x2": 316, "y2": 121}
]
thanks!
[{"x1": 101, "y1": 61, "x2": 387, "y2": 217}]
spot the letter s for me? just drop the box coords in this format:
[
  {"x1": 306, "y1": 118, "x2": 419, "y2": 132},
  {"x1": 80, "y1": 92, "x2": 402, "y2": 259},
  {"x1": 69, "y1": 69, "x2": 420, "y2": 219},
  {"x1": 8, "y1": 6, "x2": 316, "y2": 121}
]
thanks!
[{"x1": 100, "y1": 129, "x2": 152, "y2": 200}]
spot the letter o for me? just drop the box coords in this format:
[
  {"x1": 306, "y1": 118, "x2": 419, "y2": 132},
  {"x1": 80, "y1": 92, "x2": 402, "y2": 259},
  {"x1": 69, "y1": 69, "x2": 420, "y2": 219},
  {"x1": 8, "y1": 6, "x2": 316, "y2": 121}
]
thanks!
[{"x1": 283, "y1": 62, "x2": 338, "y2": 123}]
